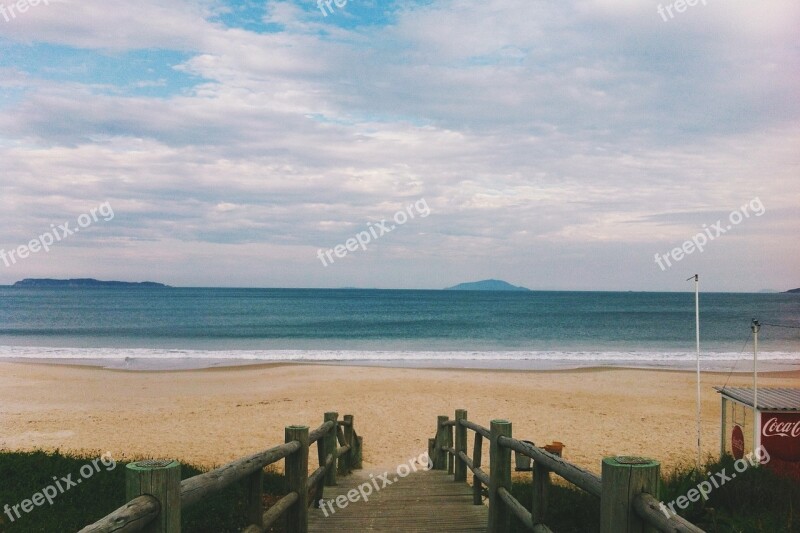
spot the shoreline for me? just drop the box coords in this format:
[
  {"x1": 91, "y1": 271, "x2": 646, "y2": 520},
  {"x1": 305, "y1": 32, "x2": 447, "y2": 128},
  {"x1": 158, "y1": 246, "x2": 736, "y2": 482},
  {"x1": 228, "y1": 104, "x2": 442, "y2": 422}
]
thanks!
[
  {"x1": 4, "y1": 358, "x2": 800, "y2": 381},
  {"x1": 2, "y1": 355, "x2": 798, "y2": 373}
]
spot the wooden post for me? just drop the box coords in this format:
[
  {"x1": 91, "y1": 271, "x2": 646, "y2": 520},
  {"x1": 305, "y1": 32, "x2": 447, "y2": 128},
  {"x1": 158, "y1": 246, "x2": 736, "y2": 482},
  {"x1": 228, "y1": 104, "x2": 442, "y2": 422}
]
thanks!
[
  {"x1": 246, "y1": 466, "x2": 264, "y2": 527},
  {"x1": 488, "y1": 420, "x2": 512, "y2": 533},
  {"x1": 343, "y1": 415, "x2": 356, "y2": 472},
  {"x1": 433, "y1": 415, "x2": 449, "y2": 470},
  {"x1": 454, "y1": 409, "x2": 468, "y2": 482},
  {"x1": 353, "y1": 436, "x2": 363, "y2": 469},
  {"x1": 125, "y1": 460, "x2": 181, "y2": 533},
  {"x1": 531, "y1": 443, "x2": 551, "y2": 524},
  {"x1": 285, "y1": 426, "x2": 309, "y2": 533},
  {"x1": 447, "y1": 422, "x2": 455, "y2": 475},
  {"x1": 428, "y1": 438, "x2": 435, "y2": 465},
  {"x1": 600, "y1": 456, "x2": 660, "y2": 533},
  {"x1": 324, "y1": 412, "x2": 338, "y2": 486},
  {"x1": 336, "y1": 424, "x2": 348, "y2": 476},
  {"x1": 311, "y1": 412, "x2": 336, "y2": 509},
  {"x1": 472, "y1": 433, "x2": 483, "y2": 505}
]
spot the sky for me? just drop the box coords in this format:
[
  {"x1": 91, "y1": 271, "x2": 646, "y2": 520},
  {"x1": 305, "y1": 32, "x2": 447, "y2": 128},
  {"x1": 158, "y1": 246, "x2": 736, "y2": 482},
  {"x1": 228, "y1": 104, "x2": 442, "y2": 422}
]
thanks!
[{"x1": 0, "y1": 0, "x2": 798, "y2": 291}]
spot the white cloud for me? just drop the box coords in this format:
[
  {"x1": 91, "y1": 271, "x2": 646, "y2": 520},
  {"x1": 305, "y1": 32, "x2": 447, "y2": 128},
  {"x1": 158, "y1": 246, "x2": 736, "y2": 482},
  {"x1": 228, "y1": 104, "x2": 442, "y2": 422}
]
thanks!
[{"x1": 0, "y1": 0, "x2": 797, "y2": 290}]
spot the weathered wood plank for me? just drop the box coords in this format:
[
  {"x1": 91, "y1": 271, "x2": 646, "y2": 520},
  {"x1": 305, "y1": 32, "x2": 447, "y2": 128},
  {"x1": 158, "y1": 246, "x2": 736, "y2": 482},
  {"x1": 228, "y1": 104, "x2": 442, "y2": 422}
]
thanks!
[
  {"x1": 600, "y1": 456, "x2": 659, "y2": 533},
  {"x1": 532, "y1": 460, "x2": 550, "y2": 524},
  {"x1": 336, "y1": 444, "x2": 351, "y2": 457},
  {"x1": 489, "y1": 420, "x2": 512, "y2": 533},
  {"x1": 454, "y1": 409, "x2": 468, "y2": 482},
  {"x1": 246, "y1": 467, "x2": 264, "y2": 528},
  {"x1": 285, "y1": 426, "x2": 309, "y2": 533},
  {"x1": 77, "y1": 495, "x2": 160, "y2": 533},
  {"x1": 499, "y1": 437, "x2": 602, "y2": 498},
  {"x1": 242, "y1": 492, "x2": 300, "y2": 533},
  {"x1": 125, "y1": 460, "x2": 181, "y2": 533},
  {"x1": 498, "y1": 486, "x2": 533, "y2": 530},
  {"x1": 308, "y1": 469, "x2": 487, "y2": 531},
  {"x1": 353, "y1": 435, "x2": 363, "y2": 470},
  {"x1": 308, "y1": 452, "x2": 335, "y2": 497},
  {"x1": 181, "y1": 441, "x2": 301, "y2": 508},
  {"x1": 343, "y1": 415, "x2": 356, "y2": 472},
  {"x1": 461, "y1": 420, "x2": 491, "y2": 440},
  {"x1": 472, "y1": 432, "x2": 484, "y2": 505},
  {"x1": 433, "y1": 415, "x2": 450, "y2": 470},
  {"x1": 633, "y1": 493, "x2": 706, "y2": 533},
  {"x1": 309, "y1": 420, "x2": 336, "y2": 445},
  {"x1": 322, "y1": 412, "x2": 338, "y2": 488}
]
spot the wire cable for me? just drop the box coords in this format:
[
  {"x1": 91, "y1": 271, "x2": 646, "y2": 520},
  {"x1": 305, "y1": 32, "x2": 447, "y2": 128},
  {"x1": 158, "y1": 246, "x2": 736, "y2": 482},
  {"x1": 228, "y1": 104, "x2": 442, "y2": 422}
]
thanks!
[{"x1": 720, "y1": 332, "x2": 753, "y2": 391}]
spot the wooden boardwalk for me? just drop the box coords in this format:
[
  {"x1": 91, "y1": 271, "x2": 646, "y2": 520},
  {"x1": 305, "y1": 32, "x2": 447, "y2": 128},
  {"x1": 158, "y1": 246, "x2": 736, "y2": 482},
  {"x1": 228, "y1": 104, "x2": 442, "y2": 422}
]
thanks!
[
  {"x1": 308, "y1": 469, "x2": 488, "y2": 532},
  {"x1": 80, "y1": 410, "x2": 704, "y2": 533}
]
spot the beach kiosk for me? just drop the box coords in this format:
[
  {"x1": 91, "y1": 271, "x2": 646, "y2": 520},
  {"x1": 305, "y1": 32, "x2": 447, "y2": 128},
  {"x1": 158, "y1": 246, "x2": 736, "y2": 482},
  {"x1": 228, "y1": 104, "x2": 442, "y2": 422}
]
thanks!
[{"x1": 715, "y1": 387, "x2": 800, "y2": 480}]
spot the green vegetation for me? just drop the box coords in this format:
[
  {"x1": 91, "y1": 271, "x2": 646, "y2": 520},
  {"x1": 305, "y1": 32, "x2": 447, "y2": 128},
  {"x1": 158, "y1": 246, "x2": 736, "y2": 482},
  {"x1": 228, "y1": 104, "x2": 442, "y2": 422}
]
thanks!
[
  {"x1": 509, "y1": 454, "x2": 799, "y2": 532},
  {"x1": 659, "y1": 455, "x2": 799, "y2": 532},
  {"x1": 508, "y1": 479, "x2": 600, "y2": 532},
  {"x1": 0, "y1": 450, "x2": 284, "y2": 533},
  {"x1": 2, "y1": 451, "x2": 797, "y2": 532}
]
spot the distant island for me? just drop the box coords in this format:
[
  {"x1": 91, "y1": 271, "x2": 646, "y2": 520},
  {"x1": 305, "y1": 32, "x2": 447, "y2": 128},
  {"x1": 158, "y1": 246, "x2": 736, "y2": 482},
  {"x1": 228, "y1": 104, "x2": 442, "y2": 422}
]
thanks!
[
  {"x1": 444, "y1": 279, "x2": 530, "y2": 291},
  {"x1": 13, "y1": 278, "x2": 170, "y2": 288},
  {"x1": 787, "y1": 288, "x2": 800, "y2": 294}
]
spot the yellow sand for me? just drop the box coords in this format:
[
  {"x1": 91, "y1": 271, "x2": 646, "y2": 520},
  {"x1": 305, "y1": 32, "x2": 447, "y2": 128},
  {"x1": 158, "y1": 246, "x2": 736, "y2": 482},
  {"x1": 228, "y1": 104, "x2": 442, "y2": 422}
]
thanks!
[{"x1": 1, "y1": 362, "x2": 797, "y2": 476}]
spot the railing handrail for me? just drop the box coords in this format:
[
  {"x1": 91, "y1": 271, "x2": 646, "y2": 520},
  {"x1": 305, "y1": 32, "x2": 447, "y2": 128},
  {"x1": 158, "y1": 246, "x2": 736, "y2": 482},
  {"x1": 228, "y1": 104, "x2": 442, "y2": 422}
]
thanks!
[
  {"x1": 457, "y1": 450, "x2": 489, "y2": 486},
  {"x1": 181, "y1": 440, "x2": 302, "y2": 508},
  {"x1": 79, "y1": 412, "x2": 362, "y2": 533},
  {"x1": 460, "y1": 419, "x2": 490, "y2": 439},
  {"x1": 309, "y1": 420, "x2": 336, "y2": 444},
  {"x1": 633, "y1": 493, "x2": 705, "y2": 533},
  {"x1": 77, "y1": 494, "x2": 161, "y2": 533},
  {"x1": 434, "y1": 411, "x2": 707, "y2": 533},
  {"x1": 497, "y1": 435, "x2": 602, "y2": 497}
]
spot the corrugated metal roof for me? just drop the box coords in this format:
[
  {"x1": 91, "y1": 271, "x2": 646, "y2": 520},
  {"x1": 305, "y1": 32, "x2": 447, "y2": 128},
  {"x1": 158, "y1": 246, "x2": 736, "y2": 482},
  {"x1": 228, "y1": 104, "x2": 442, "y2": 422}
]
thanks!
[{"x1": 714, "y1": 387, "x2": 800, "y2": 411}]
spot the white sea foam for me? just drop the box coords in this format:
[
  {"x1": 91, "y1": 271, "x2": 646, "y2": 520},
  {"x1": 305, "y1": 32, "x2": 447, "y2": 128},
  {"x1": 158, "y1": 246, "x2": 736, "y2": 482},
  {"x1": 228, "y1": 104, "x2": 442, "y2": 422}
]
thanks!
[{"x1": 0, "y1": 345, "x2": 797, "y2": 371}]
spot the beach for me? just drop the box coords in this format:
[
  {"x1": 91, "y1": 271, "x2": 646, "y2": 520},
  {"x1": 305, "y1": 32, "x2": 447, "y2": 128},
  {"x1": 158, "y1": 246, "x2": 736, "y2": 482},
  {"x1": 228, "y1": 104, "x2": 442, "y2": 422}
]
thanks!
[{"x1": 2, "y1": 361, "x2": 797, "y2": 475}]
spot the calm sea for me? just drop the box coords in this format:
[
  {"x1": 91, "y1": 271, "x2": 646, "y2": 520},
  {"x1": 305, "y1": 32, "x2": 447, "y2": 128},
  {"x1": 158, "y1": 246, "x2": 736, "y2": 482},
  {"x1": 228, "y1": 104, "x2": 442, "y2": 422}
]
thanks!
[{"x1": 0, "y1": 288, "x2": 798, "y2": 370}]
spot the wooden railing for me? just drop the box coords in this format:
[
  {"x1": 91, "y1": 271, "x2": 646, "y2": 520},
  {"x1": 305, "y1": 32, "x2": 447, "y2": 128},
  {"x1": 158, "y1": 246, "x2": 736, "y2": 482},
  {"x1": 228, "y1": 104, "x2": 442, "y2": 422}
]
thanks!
[
  {"x1": 78, "y1": 411, "x2": 362, "y2": 533},
  {"x1": 430, "y1": 409, "x2": 705, "y2": 533}
]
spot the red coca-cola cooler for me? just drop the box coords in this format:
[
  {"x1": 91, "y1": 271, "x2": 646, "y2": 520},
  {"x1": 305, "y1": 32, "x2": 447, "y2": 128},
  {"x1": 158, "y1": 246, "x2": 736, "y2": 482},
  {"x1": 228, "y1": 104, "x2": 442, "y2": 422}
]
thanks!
[{"x1": 715, "y1": 387, "x2": 800, "y2": 480}]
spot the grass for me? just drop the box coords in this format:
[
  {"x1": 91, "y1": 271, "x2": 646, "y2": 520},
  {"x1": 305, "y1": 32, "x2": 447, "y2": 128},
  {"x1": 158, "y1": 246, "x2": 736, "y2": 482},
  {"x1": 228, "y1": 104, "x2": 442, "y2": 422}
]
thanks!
[
  {"x1": 0, "y1": 450, "x2": 285, "y2": 533},
  {"x1": 508, "y1": 454, "x2": 799, "y2": 533},
  {"x1": 660, "y1": 455, "x2": 799, "y2": 532},
  {"x1": 509, "y1": 479, "x2": 600, "y2": 533}
]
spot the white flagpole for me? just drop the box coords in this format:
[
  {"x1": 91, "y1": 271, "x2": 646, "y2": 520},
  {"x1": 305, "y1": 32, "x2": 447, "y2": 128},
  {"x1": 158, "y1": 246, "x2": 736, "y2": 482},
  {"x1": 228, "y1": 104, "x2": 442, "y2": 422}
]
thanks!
[
  {"x1": 752, "y1": 319, "x2": 760, "y2": 455},
  {"x1": 687, "y1": 274, "x2": 701, "y2": 469}
]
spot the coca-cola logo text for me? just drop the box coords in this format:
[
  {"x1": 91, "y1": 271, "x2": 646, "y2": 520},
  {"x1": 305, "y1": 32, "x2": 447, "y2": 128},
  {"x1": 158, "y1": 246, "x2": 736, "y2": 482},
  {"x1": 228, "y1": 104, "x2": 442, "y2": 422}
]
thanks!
[{"x1": 762, "y1": 417, "x2": 800, "y2": 438}]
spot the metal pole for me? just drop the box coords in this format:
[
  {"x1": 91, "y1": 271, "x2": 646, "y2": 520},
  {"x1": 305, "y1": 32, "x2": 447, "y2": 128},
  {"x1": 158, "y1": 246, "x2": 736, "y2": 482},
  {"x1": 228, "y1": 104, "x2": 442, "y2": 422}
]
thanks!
[
  {"x1": 687, "y1": 274, "x2": 701, "y2": 470},
  {"x1": 751, "y1": 319, "x2": 760, "y2": 455},
  {"x1": 695, "y1": 275, "x2": 701, "y2": 470}
]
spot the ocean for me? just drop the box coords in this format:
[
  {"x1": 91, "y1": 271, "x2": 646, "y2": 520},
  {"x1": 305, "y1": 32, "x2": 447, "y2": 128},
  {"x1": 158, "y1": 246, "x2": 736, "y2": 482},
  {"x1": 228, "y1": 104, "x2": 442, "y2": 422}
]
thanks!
[{"x1": 0, "y1": 287, "x2": 798, "y2": 371}]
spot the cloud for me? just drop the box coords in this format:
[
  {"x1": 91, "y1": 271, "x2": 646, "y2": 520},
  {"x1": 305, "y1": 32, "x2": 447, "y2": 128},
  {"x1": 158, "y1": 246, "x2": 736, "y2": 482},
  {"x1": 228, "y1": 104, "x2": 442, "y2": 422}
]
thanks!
[{"x1": 0, "y1": 0, "x2": 797, "y2": 290}]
